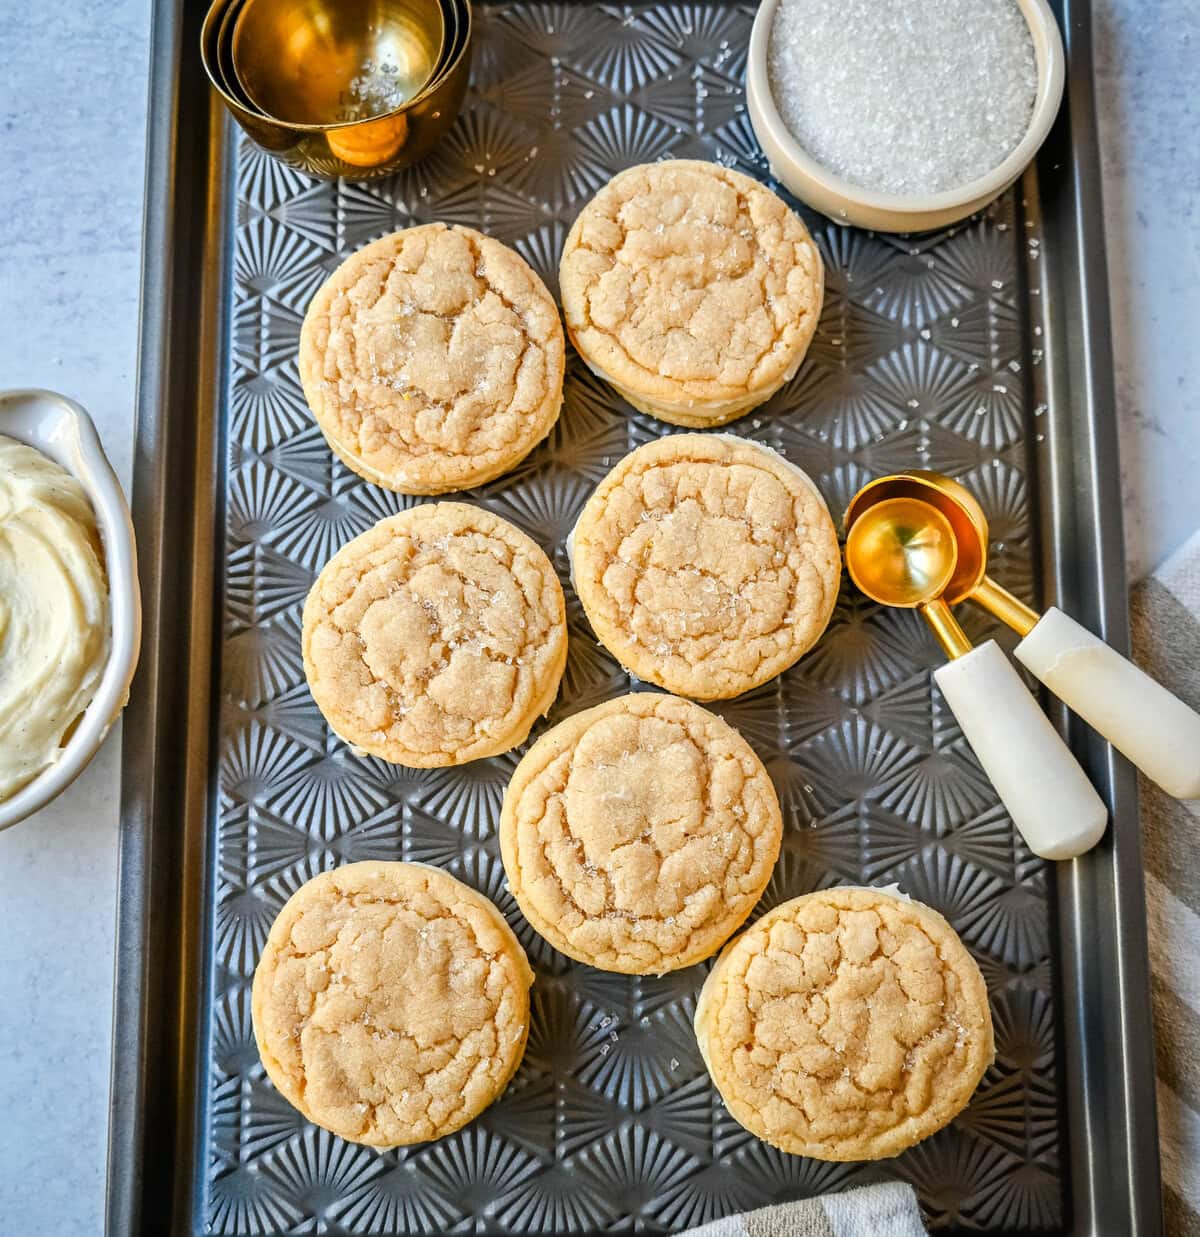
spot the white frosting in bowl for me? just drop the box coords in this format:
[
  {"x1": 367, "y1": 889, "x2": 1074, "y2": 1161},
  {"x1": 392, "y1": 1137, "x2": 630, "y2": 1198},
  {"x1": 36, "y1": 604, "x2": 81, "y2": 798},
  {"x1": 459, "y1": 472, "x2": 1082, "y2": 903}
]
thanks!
[
  {"x1": 0, "y1": 435, "x2": 110, "y2": 801},
  {"x1": 0, "y1": 389, "x2": 140, "y2": 831}
]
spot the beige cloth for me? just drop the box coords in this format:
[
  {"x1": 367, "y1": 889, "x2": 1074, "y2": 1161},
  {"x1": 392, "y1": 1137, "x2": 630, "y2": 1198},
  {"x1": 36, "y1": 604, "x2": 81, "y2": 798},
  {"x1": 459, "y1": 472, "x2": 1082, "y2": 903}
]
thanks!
[
  {"x1": 679, "y1": 1184, "x2": 926, "y2": 1237},
  {"x1": 1131, "y1": 529, "x2": 1200, "y2": 1236}
]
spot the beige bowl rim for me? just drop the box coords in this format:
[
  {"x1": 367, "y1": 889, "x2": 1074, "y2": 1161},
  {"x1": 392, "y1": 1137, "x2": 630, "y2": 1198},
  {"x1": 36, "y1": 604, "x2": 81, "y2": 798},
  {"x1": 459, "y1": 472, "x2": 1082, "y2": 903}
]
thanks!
[{"x1": 745, "y1": 0, "x2": 1066, "y2": 233}]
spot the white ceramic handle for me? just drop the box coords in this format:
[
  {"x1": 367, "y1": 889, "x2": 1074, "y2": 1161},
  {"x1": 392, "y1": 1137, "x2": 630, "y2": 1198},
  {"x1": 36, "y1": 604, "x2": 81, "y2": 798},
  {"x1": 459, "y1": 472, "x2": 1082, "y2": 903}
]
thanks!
[
  {"x1": 1015, "y1": 606, "x2": 1200, "y2": 799},
  {"x1": 934, "y1": 641, "x2": 1108, "y2": 860}
]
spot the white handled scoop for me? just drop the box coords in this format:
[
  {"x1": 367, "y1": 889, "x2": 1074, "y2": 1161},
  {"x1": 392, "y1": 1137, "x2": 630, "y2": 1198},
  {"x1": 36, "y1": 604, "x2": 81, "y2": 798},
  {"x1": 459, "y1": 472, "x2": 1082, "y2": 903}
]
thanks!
[
  {"x1": 846, "y1": 470, "x2": 1200, "y2": 800},
  {"x1": 844, "y1": 493, "x2": 1108, "y2": 861},
  {"x1": 1014, "y1": 606, "x2": 1200, "y2": 798}
]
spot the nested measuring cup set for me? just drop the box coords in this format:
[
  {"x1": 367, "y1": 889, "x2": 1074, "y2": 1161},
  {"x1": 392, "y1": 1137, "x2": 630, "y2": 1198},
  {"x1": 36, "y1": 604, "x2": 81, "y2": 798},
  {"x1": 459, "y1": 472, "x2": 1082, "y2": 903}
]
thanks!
[{"x1": 843, "y1": 471, "x2": 1200, "y2": 860}]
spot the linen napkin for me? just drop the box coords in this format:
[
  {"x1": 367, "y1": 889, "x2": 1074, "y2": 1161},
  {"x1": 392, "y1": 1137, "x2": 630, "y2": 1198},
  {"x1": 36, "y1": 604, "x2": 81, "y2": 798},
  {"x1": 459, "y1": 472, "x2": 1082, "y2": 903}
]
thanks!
[
  {"x1": 680, "y1": 1183, "x2": 926, "y2": 1237},
  {"x1": 1130, "y1": 529, "x2": 1200, "y2": 1235}
]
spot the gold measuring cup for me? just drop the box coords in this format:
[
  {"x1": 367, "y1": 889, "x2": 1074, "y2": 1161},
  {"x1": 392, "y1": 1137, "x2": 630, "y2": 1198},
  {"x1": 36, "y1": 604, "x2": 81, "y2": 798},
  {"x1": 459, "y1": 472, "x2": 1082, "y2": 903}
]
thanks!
[
  {"x1": 231, "y1": 0, "x2": 445, "y2": 127},
  {"x1": 848, "y1": 472, "x2": 1200, "y2": 800},
  {"x1": 845, "y1": 494, "x2": 1108, "y2": 861},
  {"x1": 200, "y1": 0, "x2": 472, "y2": 180}
]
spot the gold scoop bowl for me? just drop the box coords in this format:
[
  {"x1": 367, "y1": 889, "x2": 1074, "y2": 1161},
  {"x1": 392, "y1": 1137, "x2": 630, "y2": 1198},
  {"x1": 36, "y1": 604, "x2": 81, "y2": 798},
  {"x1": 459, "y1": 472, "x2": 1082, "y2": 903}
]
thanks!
[
  {"x1": 844, "y1": 494, "x2": 970, "y2": 657},
  {"x1": 846, "y1": 471, "x2": 1200, "y2": 801},
  {"x1": 846, "y1": 470, "x2": 1039, "y2": 636}
]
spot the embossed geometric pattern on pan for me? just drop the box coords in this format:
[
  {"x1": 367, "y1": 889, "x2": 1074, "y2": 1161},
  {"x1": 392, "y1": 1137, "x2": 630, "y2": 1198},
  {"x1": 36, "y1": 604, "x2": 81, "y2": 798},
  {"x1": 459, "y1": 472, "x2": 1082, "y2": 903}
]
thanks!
[
  {"x1": 208, "y1": 3, "x2": 1062, "y2": 1231},
  {"x1": 302, "y1": 502, "x2": 566, "y2": 766},
  {"x1": 694, "y1": 887, "x2": 994, "y2": 1160},
  {"x1": 252, "y1": 862, "x2": 533, "y2": 1147},
  {"x1": 560, "y1": 159, "x2": 823, "y2": 426},
  {"x1": 299, "y1": 223, "x2": 565, "y2": 494},
  {"x1": 500, "y1": 693, "x2": 783, "y2": 973},
  {"x1": 570, "y1": 434, "x2": 840, "y2": 700}
]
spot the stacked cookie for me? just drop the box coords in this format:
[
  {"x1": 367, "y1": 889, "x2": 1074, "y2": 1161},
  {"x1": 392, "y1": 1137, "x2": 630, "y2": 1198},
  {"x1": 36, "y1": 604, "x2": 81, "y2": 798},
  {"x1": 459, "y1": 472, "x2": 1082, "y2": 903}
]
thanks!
[
  {"x1": 499, "y1": 693, "x2": 783, "y2": 974},
  {"x1": 302, "y1": 502, "x2": 567, "y2": 767},
  {"x1": 695, "y1": 887, "x2": 994, "y2": 1161},
  {"x1": 299, "y1": 222, "x2": 565, "y2": 495},
  {"x1": 560, "y1": 161, "x2": 824, "y2": 426},
  {"x1": 569, "y1": 432, "x2": 841, "y2": 699},
  {"x1": 253, "y1": 862, "x2": 532, "y2": 1147},
  {"x1": 250, "y1": 160, "x2": 994, "y2": 1164}
]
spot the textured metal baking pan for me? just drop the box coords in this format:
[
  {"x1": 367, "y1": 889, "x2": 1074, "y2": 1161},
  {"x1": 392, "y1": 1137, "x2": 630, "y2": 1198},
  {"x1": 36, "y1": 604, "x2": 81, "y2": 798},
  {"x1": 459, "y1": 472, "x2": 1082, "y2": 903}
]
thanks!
[{"x1": 108, "y1": 1, "x2": 1161, "y2": 1233}]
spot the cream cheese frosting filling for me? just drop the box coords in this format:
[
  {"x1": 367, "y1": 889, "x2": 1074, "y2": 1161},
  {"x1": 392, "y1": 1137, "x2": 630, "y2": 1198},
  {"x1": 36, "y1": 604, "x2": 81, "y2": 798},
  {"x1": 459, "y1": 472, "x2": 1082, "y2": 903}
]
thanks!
[{"x1": 0, "y1": 435, "x2": 109, "y2": 801}]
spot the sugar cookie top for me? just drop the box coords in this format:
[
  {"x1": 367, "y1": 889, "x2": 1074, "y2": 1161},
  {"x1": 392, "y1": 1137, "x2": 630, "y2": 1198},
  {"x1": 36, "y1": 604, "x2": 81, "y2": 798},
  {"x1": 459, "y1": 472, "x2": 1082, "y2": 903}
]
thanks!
[
  {"x1": 252, "y1": 862, "x2": 533, "y2": 1147},
  {"x1": 559, "y1": 160, "x2": 822, "y2": 412},
  {"x1": 500, "y1": 693, "x2": 783, "y2": 974},
  {"x1": 570, "y1": 434, "x2": 840, "y2": 700},
  {"x1": 299, "y1": 224, "x2": 565, "y2": 494},
  {"x1": 695, "y1": 887, "x2": 994, "y2": 1161},
  {"x1": 302, "y1": 502, "x2": 567, "y2": 766}
]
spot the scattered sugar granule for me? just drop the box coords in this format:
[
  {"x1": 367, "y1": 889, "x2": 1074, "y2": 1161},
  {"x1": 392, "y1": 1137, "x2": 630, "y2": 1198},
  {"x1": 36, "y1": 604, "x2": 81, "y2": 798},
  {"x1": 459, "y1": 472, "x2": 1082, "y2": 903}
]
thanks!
[
  {"x1": 768, "y1": 0, "x2": 1037, "y2": 195},
  {"x1": 341, "y1": 59, "x2": 414, "y2": 122}
]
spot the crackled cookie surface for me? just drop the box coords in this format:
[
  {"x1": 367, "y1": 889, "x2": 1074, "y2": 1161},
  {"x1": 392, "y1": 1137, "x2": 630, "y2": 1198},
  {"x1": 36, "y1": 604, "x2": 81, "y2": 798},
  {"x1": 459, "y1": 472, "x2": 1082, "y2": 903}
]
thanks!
[
  {"x1": 300, "y1": 224, "x2": 565, "y2": 494},
  {"x1": 559, "y1": 160, "x2": 823, "y2": 427},
  {"x1": 252, "y1": 862, "x2": 533, "y2": 1147},
  {"x1": 570, "y1": 434, "x2": 839, "y2": 700},
  {"x1": 500, "y1": 693, "x2": 782, "y2": 974},
  {"x1": 303, "y1": 502, "x2": 567, "y2": 766},
  {"x1": 695, "y1": 887, "x2": 994, "y2": 1160}
]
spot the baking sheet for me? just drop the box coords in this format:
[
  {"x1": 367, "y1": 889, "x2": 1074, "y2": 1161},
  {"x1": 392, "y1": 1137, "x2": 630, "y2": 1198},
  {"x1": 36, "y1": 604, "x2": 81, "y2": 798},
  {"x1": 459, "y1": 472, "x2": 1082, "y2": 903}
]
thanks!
[{"x1": 107, "y1": 2, "x2": 1162, "y2": 1234}]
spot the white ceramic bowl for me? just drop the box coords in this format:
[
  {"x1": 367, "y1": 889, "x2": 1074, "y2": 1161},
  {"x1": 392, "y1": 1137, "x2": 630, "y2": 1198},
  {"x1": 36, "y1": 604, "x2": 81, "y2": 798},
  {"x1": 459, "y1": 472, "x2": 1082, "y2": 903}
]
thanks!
[
  {"x1": 746, "y1": 0, "x2": 1066, "y2": 233},
  {"x1": 0, "y1": 389, "x2": 141, "y2": 831}
]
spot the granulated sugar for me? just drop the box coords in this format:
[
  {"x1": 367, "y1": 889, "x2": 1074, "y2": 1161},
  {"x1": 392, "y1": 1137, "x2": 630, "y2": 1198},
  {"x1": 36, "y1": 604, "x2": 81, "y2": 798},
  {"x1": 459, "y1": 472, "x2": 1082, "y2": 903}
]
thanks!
[{"x1": 767, "y1": 0, "x2": 1037, "y2": 195}]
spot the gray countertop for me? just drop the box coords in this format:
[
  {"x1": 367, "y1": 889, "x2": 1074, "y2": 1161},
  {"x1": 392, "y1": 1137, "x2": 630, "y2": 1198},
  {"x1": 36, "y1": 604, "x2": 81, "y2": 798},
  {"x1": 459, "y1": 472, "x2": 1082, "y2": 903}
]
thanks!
[
  {"x1": 0, "y1": 1, "x2": 1195, "y2": 1232},
  {"x1": 0, "y1": 2, "x2": 148, "y2": 1232}
]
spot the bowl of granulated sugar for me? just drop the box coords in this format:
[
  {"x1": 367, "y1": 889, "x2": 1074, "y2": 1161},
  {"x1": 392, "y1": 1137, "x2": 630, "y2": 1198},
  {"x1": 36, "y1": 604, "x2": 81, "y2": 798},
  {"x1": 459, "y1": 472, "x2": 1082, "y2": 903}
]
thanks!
[{"x1": 746, "y1": 0, "x2": 1064, "y2": 232}]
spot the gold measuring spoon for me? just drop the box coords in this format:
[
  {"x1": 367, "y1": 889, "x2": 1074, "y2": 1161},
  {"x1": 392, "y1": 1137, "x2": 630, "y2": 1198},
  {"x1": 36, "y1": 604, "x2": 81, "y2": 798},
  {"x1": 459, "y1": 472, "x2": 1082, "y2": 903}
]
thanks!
[
  {"x1": 849, "y1": 472, "x2": 1200, "y2": 800},
  {"x1": 845, "y1": 494, "x2": 1108, "y2": 861}
]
